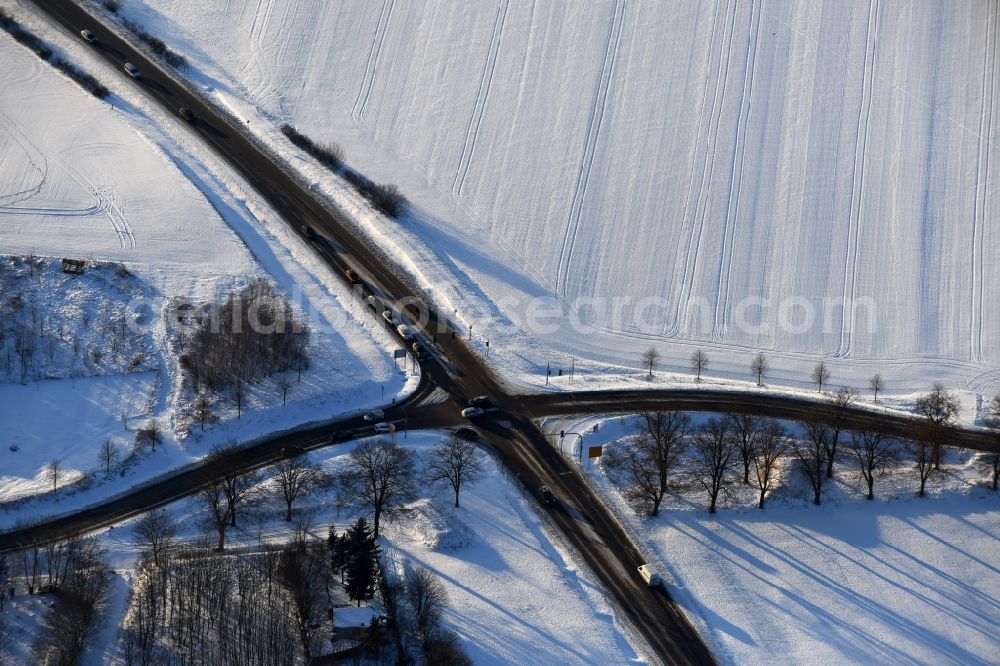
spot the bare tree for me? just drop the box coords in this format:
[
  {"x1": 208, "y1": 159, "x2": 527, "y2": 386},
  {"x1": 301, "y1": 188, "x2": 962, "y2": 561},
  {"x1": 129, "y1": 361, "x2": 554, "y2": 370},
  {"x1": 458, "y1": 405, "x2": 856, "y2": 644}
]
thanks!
[
  {"x1": 811, "y1": 361, "x2": 831, "y2": 393},
  {"x1": 425, "y1": 436, "x2": 486, "y2": 508},
  {"x1": 604, "y1": 411, "x2": 690, "y2": 516},
  {"x1": 277, "y1": 376, "x2": 292, "y2": 406},
  {"x1": 340, "y1": 438, "x2": 416, "y2": 539},
  {"x1": 46, "y1": 458, "x2": 62, "y2": 492},
  {"x1": 33, "y1": 538, "x2": 112, "y2": 666},
  {"x1": 914, "y1": 383, "x2": 959, "y2": 470},
  {"x1": 729, "y1": 412, "x2": 759, "y2": 484},
  {"x1": 986, "y1": 394, "x2": 1000, "y2": 491},
  {"x1": 406, "y1": 567, "x2": 448, "y2": 642},
  {"x1": 274, "y1": 456, "x2": 323, "y2": 521},
  {"x1": 691, "y1": 349, "x2": 708, "y2": 382},
  {"x1": 143, "y1": 419, "x2": 162, "y2": 453},
  {"x1": 134, "y1": 508, "x2": 177, "y2": 569},
  {"x1": 869, "y1": 373, "x2": 885, "y2": 403},
  {"x1": 752, "y1": 419, "x2": 787, "y2": 509},
  {"x1": 690, "y1": 417, "x2": 737, "y2": 513},
  {"x1": 209, "y1": 442, "x2": 260, "y2": 527},
  {"x1": 99, "y1": 439, "x2": 120, "y2": 477},
  {"x1": 751, "y1": 352, "x2": 768, "y2": 387},
  {"x1": 848, "y1": 430, "x2": 898, "y2": 500},
  {"x1": 911, "y1": 428, "x2": 938, "y2": 497},
  {"x1": 199, "y1": 478, "x2": 232, "y2": 551},
  {"x1": 823, "y1": 387, "x2": 858, "y2": 478},
  {"x1": 233, "y1": 378, "x2": 245, "y2": 418},
  {"x1": 193, "y1": 393, "x2": 213, "y2": 431},
  {"x1": 279, "y1": 530, "x2": 329, "y2": 661},
  {"x1": 641, "y1": 347, "x2": 661, "y2": 379},
  {"x1": 794, "y1": 418, "x2": 829, "y2": 505}
]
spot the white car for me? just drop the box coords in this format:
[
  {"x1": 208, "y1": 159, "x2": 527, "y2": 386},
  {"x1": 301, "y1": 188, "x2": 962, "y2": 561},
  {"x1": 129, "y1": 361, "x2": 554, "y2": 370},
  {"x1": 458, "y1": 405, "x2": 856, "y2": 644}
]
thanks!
[
  {"x1": 382, "y1": 310, "x2": 394, "y2": 325},
  {"x1": 396, "y1": 324, "x2": 414, "y2": 340},
  {"x1": 124, "y1": 62, "x2": 141, "y2": 78},
  {"x1": 461, "y1": 407, "x2": 484, "y2": 419},
  {"x1": 373, "y1": 422, "x2": 392, "y2": 434},
  {"x1": 363, "y1": 409, "x2": 384, "y2": 422},
  {"x1": 80, "y1": 29, "x2": 96, "y2": 43}
]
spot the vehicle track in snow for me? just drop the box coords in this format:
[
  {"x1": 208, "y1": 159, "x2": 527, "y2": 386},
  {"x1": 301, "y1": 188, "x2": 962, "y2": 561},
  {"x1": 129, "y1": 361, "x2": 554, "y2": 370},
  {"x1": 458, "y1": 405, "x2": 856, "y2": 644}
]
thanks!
[
  {"x1": 0, "y1": 110, "x2": 48, "y2": 207},
  {"x1": 836, "y1": 0, "x2": 880, "y2": 359},
  {"x1": 714, "y1": 0, "x2": 761, "y2": 342},
  {"x1": 970, "y1": 2, "x2": 997, "y2": 365},
  {"x1": 353, "y1": 0, "x2": 397, "y2": 125},
  {"x1": 452, "y1": 0, "x2": 510, "y2": 198},
  {"x1": 554, "y1": 0, "x2": 627, "y2": 295},
  {"x1": 670, "y1": 0, "x2": 739, "y2": 337}
]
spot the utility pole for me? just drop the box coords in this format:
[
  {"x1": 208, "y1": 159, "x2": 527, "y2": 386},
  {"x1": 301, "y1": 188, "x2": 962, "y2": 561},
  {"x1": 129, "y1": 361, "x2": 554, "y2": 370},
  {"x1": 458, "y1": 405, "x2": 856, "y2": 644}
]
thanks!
[{"x1": 546, "y1": 361, "x2": 551, "y2": 386}]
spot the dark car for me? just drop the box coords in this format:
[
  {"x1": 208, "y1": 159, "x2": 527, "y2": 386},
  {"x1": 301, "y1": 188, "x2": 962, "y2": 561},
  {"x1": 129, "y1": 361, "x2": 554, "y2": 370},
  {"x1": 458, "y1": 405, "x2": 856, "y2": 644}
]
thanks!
[
  {"x1": 539, "y1": 485, "x2": 557, "y2": 506},
  {"x1": 344, "y1": 268, "x2": 361, "y2": 284},
  {"x1": 178, "y1": 107, "x2": 194, "y2": 122},
  {"x1": 468, "y1": 395, "x2": 491, "y2": 408},
  {"x1": 301, "y1": 224, "x2": 317, "y2": 240}
]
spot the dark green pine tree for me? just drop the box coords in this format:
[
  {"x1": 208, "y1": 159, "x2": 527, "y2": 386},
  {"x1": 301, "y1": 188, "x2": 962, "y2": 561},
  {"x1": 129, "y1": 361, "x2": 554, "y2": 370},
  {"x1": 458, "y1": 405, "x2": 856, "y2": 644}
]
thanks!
[
  {"x1": 344, "y1": 517, "x2": 379, "y2": 606},
  {"x1": 329, "y1": 526, "x2": 350, "y2": 584}
]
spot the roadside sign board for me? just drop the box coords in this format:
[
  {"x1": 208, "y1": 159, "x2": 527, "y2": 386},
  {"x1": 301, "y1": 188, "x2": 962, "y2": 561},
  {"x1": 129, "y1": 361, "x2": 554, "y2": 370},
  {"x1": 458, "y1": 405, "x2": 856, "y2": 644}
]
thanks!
[
  {"x1": 588, "y1": 445, "x2": 603, "y2": 459},
  {"x1": 393, "y1": 348, "x2": 406, "y2": 359}
]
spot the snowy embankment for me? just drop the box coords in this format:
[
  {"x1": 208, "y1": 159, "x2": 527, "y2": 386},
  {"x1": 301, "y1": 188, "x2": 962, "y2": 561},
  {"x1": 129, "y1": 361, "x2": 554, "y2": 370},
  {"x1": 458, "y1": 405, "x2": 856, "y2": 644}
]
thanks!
[
  {"x1": 0, "y1": 16, "x2": 416, "y2": 522},
  {"x1": 114, "y1": 0, "x2": 999, "y2": 399},
  {"x1": 544, "y1": 413, "x2": 1000, "y2": 665}
]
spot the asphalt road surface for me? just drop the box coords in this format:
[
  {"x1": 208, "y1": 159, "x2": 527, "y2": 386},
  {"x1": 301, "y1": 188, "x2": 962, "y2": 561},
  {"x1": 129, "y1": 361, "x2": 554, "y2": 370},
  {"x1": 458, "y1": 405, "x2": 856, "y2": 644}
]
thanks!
[{"x1": 9, "y1": 2, "x2": 999, "y2": 663}]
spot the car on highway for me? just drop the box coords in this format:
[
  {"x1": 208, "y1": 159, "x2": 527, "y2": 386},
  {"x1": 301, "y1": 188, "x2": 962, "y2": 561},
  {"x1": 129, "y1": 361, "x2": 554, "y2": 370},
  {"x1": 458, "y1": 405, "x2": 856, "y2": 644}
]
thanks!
[
  {"x1": 461, "y1": 406, "x2": 484, "y2": 419},
  {"x1": 363, "y1": 409, "x2": 384, "y2": 422},
  {"x1": 411, "y1": 341, "x2": 428, "y2": 360},
  {"x1": 373, "y1": 422, "x2": 392, "y2": 434},
  {"x1": 539, "y1": 485, "x2": 557, "y2": 506},
  {"x1": 382, "y1": 310, "x2": 395, "y2": 325},
  {"x1": 301, "y1": 224, "x2": 317, "y2": 240},
  {"x1": 80, "y1": 29, "x2": 96, "y2": 43},
  {"x1": 638, "y1": 564, "x2": 661, "y2": 587},
  {"x1": 124, "y1": 62, "x2": 141, "y2": 78},
  {"x1": 468, "y1": 395, "x2": 491, "y2": 408},
  {"x1": 178, "y1": 107, "x2": 194, "y2": 122},
  {"x1": 396, "y1": 324, "x2": 414, "y2": 341},
  {"x1": 344, "y1": 268, "x2": 361, "y2": 284}
]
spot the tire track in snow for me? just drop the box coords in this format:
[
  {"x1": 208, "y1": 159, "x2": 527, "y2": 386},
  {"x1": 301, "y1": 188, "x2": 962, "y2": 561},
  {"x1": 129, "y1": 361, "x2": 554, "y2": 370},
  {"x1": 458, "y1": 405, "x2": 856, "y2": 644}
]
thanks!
[
  {"x1": 836, "y1": 0, "x2": 879, "y2": 359},
  {"x1": 970, "y1": 3, "x2": 997, "y2": 364},
  {"x1": 555, "y1": 0, "x2": 628, "y2": 295},
  {"x1": 714, "y1": 0, "x2": 761, "y2": 341},
  {"x1": 452, "y1": 0, "x2": 510, "y2": 197},
  {"x1": 0, "y1": 111, "x2": 48, "y2": 207},
  {"x1": 665, "y1": 0, "x2": 729, "y2": 338},
  {"x1": 353, "y1": 0, "x2": 397, "y2": 125},
  {"x1": 66, "y1": 165, "x2": 135, "y2": 251},
  {"x1": 669, "y1": 0, "x2": 740, "y2": 336}
]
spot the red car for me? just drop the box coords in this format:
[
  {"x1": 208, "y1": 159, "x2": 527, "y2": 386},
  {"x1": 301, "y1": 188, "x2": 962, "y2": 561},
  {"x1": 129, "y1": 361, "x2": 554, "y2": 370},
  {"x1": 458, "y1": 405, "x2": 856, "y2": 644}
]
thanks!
[{"x1": 344, "y1": 268, "x2": 361, "y2": 284}]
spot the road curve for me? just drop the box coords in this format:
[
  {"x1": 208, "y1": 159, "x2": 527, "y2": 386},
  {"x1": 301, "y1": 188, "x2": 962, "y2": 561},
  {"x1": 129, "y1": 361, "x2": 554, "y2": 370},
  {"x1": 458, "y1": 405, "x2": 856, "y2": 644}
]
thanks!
[{"x1": 518, "y1": 389, "x2": 998, "y2": 452}]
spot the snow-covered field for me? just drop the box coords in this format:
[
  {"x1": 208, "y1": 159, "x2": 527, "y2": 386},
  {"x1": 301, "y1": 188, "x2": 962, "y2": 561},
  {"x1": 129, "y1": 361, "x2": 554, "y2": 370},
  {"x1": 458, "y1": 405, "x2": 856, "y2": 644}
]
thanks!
[
  {"x1": 548, "y1": 413, "x2": 1000, "y2": 665},
  {"x1": 0, "y1": 19, "x2": 416, "y2": 517},
  {"x1": 113, "y1": 0, "x2": 1000, "y2": 396},
  {"x1": 0, "y1": 431, "x2": 644, "y2": 665}
]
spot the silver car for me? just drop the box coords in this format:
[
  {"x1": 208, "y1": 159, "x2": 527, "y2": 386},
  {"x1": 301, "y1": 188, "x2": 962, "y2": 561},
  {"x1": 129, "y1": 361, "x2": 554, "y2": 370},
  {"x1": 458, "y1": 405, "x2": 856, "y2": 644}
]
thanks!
[{"x1": 124, "y1": 62, "x2": 140, "y2": 78}]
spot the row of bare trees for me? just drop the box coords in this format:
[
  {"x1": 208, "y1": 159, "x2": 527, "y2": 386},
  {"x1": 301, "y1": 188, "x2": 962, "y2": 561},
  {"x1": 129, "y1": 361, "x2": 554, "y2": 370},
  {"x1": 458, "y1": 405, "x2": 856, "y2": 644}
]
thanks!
[
  {"x1": 641, "y1": 347, "x2": 889, "y2": 402},
  {"x1": 609, "y1": 385, "x2": 1000, "y2": 514}
]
